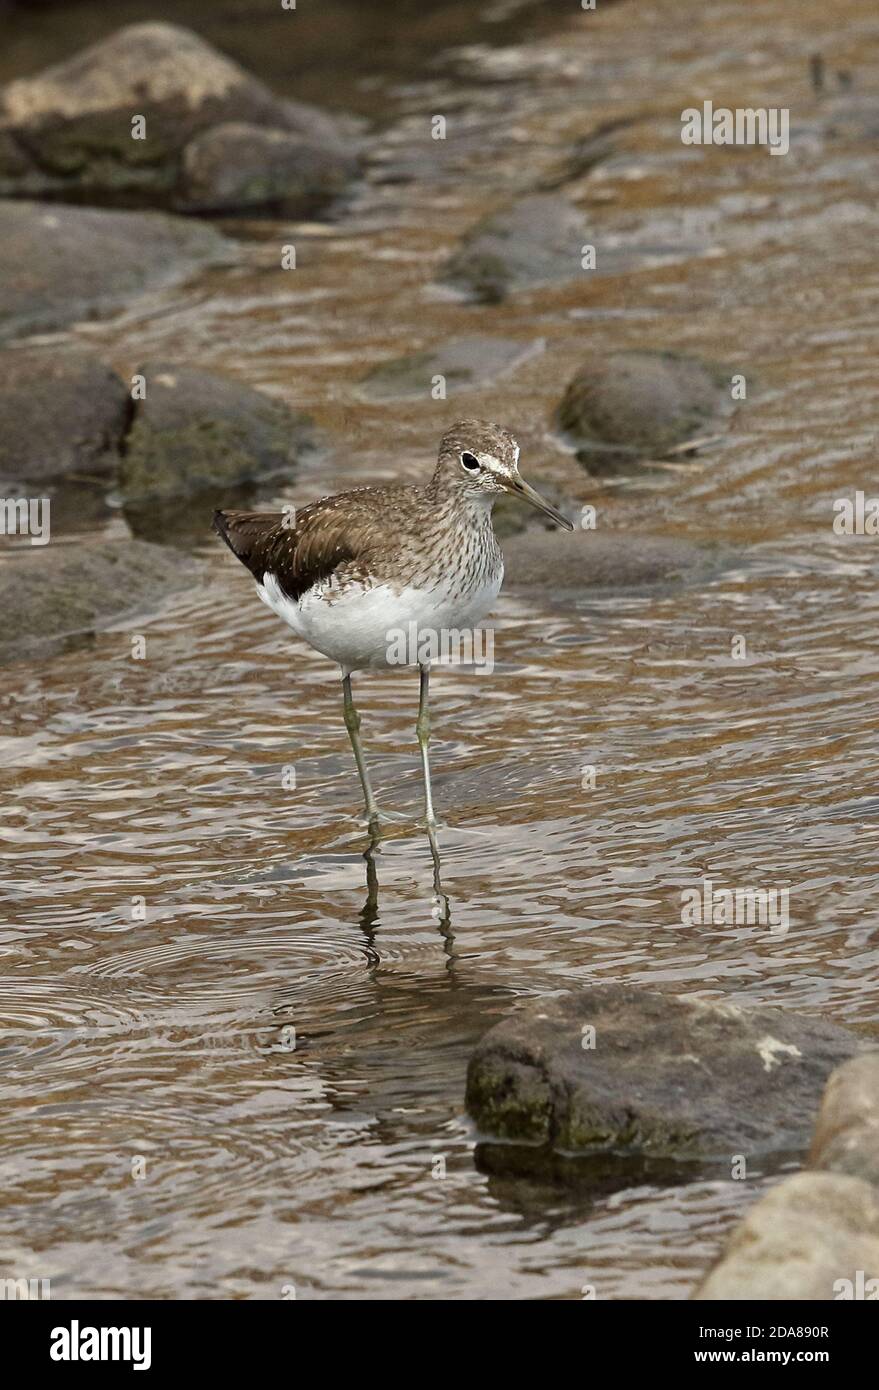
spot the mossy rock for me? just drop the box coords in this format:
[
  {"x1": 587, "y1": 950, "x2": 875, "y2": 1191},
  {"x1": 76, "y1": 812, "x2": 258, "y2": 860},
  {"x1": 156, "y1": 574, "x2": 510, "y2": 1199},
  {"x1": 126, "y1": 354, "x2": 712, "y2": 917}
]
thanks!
[
  {"x1": 467, "y1": 986, "x2": 862, "y2": 1181},
  {"x1": 119, "y1": 362, "x2": 309, "y2": 504}
]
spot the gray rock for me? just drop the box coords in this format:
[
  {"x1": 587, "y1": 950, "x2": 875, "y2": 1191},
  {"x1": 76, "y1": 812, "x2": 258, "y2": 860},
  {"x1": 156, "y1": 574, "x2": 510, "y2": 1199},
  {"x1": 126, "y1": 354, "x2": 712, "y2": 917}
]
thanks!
[
  {"x1": 809, "y1": 1053, "x2": 879, "y2": 1187},
  {"x1": 0, "y1": 200, "x2": 231, "y2": 342},
  {"x1": 502, "y1": 528, "x2": 722, "y2": 592},
  {"x1": 466, "y1": 986, "x2": 862, "y2": 1174},
  {"x1": 179, "y1": 121, "x2": 357, "y2": 215},
  {"x1": 695, "y1": 1172, "x2": 879, "y2": 1300},
  {"x1": 0, "y1": 22, "x2": 358, "y2": 213},
  {"x1": 439, "y1": 194, "x2": 699, "y2": 303},
  {"x1": 440, "y1": 195, "x2": 590, "y2": 302},
  {"x1": 556, "y1": 350, "x2": 733, "y2": 464},
  {"x1": 119, "y1": 362, "x2": 308, "y2": 504},
  {"x1": 0, "y1": 348, "x2": 129, "y2": 482},
  {"x1": 358, "y1": 335, "x2": 544, "y2": 402},
  {"x1": 0, "y1": 539, "x2": 202, "y2": 663}
]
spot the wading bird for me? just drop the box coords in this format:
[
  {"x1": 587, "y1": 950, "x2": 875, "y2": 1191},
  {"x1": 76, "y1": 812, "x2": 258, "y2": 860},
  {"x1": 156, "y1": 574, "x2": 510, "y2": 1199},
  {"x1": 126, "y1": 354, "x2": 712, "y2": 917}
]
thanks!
[{"x1": 214, "y1": 419, "x2": 572, "y2": 833}]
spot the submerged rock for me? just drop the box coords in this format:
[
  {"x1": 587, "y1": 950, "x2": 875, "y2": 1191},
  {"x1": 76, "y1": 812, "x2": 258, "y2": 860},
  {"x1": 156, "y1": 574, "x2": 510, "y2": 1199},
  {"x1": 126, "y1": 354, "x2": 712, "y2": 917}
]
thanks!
[
  {"x1": 440, "y1": 195, "x2": 590, "y2": 302},
  {"x1": 439, "y1": 194, "x2": 699, "y2": 302},
  {"x1": 466, "y1": 986, "x2": 861, "y2": 1177},
  {"x1": 809, "y1": 1053, "x2": 879, "y2": 1187},
  {"x1": 502, "y1": 528, "x2": 721, "y2": 592},
  {"x1": 0, "y1": 200, "x2": 231, "y2": 342},
  {"x1": 0, "y1": 348, "x2": 129, "y2": 482},
  {"x1": 556, "y1": 350, "x2": 733, "y2": 466},
  {"x1": 359, "y1": 335, "x2": 544, "y2": 402},
  {"x1": 0, "y1": 22, "x2": 358, "y2": 215},
  {"x1": 0, "y1": 539, "x2": 202, "y2": 663},
  {"x1": 119, "y1": 363, "x2": 308, "y2": 504},
  {"x1": 695, "y1": 1171, "x2": 879, "y2": 1300}
]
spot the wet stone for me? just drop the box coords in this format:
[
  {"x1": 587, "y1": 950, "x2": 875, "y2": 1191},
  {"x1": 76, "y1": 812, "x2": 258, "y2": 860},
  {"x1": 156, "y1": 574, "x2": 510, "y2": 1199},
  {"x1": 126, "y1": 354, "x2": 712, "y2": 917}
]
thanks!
[
  {"x1": 502, "y1": 528, "x2": 723, "y2": 593},
  {"x1": 0, "y1": 22, "x2": 359, "y2": 214},
  {"x1": 0, "y1": 348, "x2": 129, "y2": 483},
  {"x1": 0, "y1": 200, "x2": 231, "y2": 342},
  {"x1": 439, "y1": 193, "x2": 706, "y2": 303},
  {"x1": 556, "y1": 350, "x2": 734, "y2": 467},
  {"x1": 440, "y1": 195, "x2": 591, "y2": 302},
  {"x1": 118, "y1": 363, "x2": 310, "y2": 506},
  {"x1": 808, "y1": 1053, "x2": 879, "y2": 1188},
  {"x1": 179, "y1": 121, "x2": 358, "y2": 216},
  {"x1": 466, "y1": 986, "x2": 863, "y2": 1182},
  {"x1": 358, "y1": 335, "x2": 545, "y2": 402},
  {"x1": 0, "y1": 539, "x2": 203, "y2": 663}
]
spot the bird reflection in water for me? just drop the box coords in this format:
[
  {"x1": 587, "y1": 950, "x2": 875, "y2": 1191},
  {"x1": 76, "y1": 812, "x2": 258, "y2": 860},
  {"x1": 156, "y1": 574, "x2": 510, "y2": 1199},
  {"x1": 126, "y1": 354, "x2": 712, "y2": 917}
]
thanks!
[{"x1": 358, "y1": 821, "x2": 454, "y2": 966}]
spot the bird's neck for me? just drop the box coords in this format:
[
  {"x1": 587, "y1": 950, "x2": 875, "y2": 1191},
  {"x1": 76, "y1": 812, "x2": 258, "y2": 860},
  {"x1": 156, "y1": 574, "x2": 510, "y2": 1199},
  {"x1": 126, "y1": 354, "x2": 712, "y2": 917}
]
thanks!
[{"x1": 426, "y1": 474, "x2": 496, "y2": 525}]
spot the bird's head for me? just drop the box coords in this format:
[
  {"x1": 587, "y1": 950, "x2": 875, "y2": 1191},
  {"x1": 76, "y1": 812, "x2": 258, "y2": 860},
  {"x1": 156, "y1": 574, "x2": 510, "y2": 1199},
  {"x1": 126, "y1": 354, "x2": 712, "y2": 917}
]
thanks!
[{"x1": 432, "y1": 419, "x2": 573, "y2": 529}]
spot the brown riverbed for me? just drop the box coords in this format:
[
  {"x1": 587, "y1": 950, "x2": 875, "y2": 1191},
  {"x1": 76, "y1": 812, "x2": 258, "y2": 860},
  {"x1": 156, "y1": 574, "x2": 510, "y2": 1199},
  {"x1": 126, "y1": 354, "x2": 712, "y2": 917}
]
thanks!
[{"x1": 1, "y1": 0, "x2": 879, "y2": 1299}]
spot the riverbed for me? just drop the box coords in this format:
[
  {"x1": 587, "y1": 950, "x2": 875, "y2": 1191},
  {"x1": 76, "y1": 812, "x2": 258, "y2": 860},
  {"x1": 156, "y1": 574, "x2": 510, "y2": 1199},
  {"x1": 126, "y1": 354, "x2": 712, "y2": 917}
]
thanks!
[{"x1": 1, "y1": 0, "x2": 878, "y2": 1299}]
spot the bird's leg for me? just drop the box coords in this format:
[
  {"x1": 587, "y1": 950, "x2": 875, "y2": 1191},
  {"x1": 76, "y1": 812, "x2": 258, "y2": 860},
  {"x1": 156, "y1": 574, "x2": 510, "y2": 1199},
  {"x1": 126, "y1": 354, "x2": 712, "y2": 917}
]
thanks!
[
  {"x1": 416, "y1": 664, "x2": 452, "y2": 940},
  {"x1": 416, "y1": 663, "x2": 438, "y2": 830},
  {"x1": 342, "y1": 672, "x2": 380, "y2": 830}
]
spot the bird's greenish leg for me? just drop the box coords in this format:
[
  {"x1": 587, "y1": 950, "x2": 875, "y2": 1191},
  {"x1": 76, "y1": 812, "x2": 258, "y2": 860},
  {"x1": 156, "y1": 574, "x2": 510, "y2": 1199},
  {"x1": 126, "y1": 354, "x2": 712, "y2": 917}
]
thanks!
[
  {"x1": 342, "y1": 672, "x2": 380, "y2": 829},
  {"x1": 416, "y1": 664, "x2": 438, "y2": 830}
]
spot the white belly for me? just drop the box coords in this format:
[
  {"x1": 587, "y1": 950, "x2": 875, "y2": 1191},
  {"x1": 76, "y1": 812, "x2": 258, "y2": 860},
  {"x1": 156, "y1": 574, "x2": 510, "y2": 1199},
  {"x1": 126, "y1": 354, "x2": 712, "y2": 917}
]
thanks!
[{"x1": 256, "y1": 568, "x2": 503, "y2": 672}]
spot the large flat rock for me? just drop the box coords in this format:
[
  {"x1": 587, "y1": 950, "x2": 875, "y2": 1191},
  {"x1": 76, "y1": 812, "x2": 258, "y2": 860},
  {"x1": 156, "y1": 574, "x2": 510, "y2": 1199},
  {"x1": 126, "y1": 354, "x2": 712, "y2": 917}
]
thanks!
[
  {"x1": 502, "y1": 528, "x2": 722, "y2": 593},
  {"x1": 0, "y1": 539, "x2": 202, "y2": 662},
  {"x1": 466, "y1": 986, "x2": 862, "y2": 1176},
  {"x1": 0, "y1": 200, "x2": 231, "y2": 342}
]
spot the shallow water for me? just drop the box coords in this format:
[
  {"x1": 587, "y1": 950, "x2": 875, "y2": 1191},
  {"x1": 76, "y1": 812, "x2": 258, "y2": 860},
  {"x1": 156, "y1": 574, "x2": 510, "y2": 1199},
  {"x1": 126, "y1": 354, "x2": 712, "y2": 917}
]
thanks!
[{"x1": 2, "y1": 0, "x2": 879, "y2": 1299}]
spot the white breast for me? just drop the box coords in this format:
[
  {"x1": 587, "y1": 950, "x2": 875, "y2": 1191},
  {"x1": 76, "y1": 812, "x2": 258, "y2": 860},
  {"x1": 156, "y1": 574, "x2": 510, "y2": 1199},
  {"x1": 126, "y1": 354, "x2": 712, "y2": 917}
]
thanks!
[{"x1": 256, "y1": 566, "x2": 503, "y2": 673}]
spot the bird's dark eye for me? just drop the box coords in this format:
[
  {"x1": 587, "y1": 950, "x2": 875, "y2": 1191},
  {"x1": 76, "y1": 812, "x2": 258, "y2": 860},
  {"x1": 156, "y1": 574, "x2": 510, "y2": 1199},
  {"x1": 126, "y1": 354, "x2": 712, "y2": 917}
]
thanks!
[{"x1": 461, "y1": 451, "x2": 480, "y2": 472}]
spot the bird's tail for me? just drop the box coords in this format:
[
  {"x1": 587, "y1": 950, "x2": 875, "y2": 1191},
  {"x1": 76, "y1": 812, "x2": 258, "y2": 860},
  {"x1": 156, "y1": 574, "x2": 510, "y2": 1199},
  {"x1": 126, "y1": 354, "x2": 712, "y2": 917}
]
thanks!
[{"x1": 212, "y1": 509, "x2": 282, "y2": 579}]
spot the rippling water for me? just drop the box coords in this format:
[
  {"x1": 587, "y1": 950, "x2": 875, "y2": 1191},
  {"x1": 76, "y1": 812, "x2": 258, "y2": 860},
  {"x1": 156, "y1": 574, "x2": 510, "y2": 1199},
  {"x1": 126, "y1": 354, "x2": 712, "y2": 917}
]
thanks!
[{"x1": 2, "y1": 0, "x2": 879, "y2": 1298}]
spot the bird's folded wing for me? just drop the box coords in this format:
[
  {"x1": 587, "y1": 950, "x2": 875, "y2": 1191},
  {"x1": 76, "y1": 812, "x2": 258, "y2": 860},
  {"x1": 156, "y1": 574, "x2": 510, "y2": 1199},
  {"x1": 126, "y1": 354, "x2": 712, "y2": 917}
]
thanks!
[{"x1": 213, "y1": 506, "x2": 361, "y2": 602}]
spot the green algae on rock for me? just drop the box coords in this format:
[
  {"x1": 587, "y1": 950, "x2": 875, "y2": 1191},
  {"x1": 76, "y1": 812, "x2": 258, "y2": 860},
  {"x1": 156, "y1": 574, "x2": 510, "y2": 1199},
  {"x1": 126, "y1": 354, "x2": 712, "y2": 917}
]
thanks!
[
  {"x1": 466, "y1": 986, "x2": 862, "y2": 1179},
  {"x1": 0, "y1": 22, "x2": 359, "y2": 215}
]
